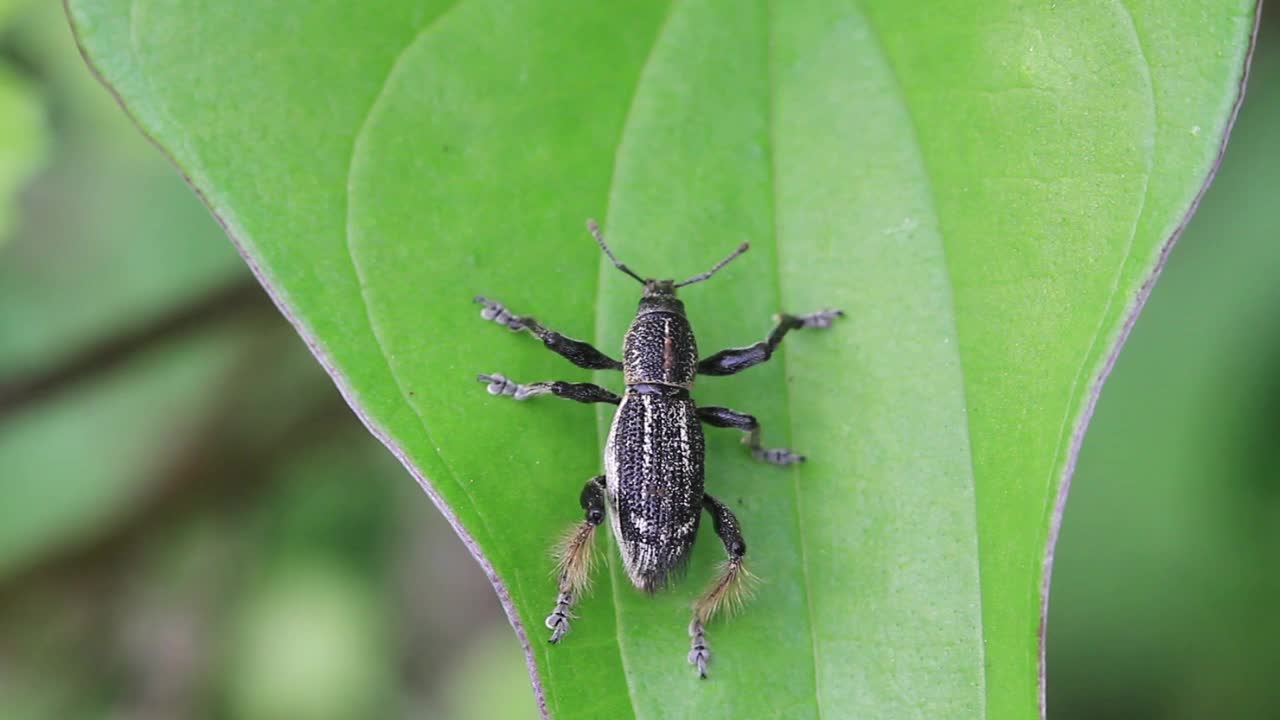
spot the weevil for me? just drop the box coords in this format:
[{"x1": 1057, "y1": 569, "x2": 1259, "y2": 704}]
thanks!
[{"x1": 475, "y1": 220, "x2": 842, "y2": 677}]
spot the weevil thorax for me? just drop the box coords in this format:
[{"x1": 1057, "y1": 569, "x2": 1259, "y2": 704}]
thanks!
[{"x1": 622, "y1": 280, "x2": 699, "y2": 389}]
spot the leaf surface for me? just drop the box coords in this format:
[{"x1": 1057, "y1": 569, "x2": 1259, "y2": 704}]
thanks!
[{"x1": 66, "y1": 1, "x2": 1258, "y2": 717}]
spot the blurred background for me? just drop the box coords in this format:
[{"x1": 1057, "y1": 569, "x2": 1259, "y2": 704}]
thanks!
[{"x1": 0, "y1": 4, "x2": 1274, "y2": 719}]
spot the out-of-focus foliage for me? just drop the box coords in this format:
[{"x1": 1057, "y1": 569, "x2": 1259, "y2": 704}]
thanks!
[
  {"x1": 0, "y1": 0, "x2": 243, "y2": 575},
  {"x1": 0, "y1": 70, "x2": 43, "y2": 243},
  {"x1": 0, "y1": 0, "x2": 32, "y2": 27},
  {"x1": 0, "y1": 328, "x2": 241, "y2": 575},
  {"x1": 0, "y1": 0, "x2": 45, "y2": 246},
  {"x1": 0, "y1": 2, "x2": 239, "y2": 371},
  {"x1": 220, "y1": 445, "x2": 400, "y2": 720}
]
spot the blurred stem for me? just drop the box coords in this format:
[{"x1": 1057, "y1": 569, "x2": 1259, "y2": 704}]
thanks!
[
  {"x1": 0, "y1": 313, "x2": 356, "y2": 603},
  {"x1": 0, "y1": 275, "x2": 267, "y2": 420}
]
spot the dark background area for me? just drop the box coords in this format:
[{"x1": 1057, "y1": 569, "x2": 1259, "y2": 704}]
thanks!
[{"x1": 0, "y1": 4, "x2": 1275, "y2": 718}]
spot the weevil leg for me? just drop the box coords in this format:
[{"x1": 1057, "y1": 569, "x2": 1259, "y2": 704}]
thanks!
[
  {"x1": 696, "y1": 405, "x2": 804, "y2": 465},
  {"x1": 689, "y1": 493, "x2": 754, "y2": 678},
  {"x1": 546, "y1": 475, "x2": 607, "y2": 643},
  {"x1": 477, "y1": 374, "x2": 621, "y2": 405},
  {"x1": 475, "y1": 296, "x2": 623, "y2": 370},
  {"x1": 697, "y1": 308, "x2": 843, "y2": 376}
]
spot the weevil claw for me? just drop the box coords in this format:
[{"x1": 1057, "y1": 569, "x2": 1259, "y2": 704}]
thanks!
[
  {"x1": 475, "y1": 295, "x2": 526, "y2": 329},
  {"x1": 751, "y1": 445, "x2": 805, "y2": 466},
  {"x1": 688, "y1": 618, "x2": 711, "y2": 677},
  {"x1": 545, "y1": 590, "x2": 575, "y2": 643},
  {"x1": 477, "y1": 373, "x2": 517, "y2": 397},
  {"x1": 798, "y1": 308, "x2": 844, "y2": 328}
]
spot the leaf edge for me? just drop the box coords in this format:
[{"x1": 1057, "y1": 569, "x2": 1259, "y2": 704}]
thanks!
[{"x1": 1035, "y1": 3, "x2": 1264, "y2": 718}]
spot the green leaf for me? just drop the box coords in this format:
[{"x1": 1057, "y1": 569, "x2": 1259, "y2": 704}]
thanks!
[{"x1": 66, "y1": 1, "x2": 1257, "y2": 717}]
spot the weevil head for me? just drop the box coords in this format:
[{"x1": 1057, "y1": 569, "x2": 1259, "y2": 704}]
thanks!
[
  {"x1": 638, "y1": 278, "x2": 686, "y2": 316},
  {"x1": 644, "y1": 279, "x2": 677, "y2": 297}
]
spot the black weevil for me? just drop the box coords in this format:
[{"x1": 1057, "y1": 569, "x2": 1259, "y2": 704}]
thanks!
[{"x1": 476, "y1": 220, "x2": 842, "y2": 677}]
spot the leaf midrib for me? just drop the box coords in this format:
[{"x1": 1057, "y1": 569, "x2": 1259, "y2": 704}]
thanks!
[
  {"x1": 591, "y1": 2, "x2": 993, "y2": 715},
  {"x1": 847, "y1": 2, "x2": 1159, "y2": 717},
  {"x1": 846, "y1": 0, "x2": 990, "y2": 713},
  {"x1": 593, "y1": 2, "x2": 830, "y2": 716},
  {"x1": 761, "y1": 1, "x2": 826, "y2": 718}
]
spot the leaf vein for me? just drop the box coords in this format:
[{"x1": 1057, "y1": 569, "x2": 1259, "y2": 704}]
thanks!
[
  {"x1": 339, "y1": 3, "x2": 559, "y2": 719},
  {"x1": 761, "y1": 2, "x2": 824, "y2": 718},
  {"x1": 845, "y1": 0, "x2": 990, "y2": 713}
]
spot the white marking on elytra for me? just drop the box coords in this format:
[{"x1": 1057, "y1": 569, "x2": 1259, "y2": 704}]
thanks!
[
  {"x1": 605, "y1": 395, "x2": 657, "y2": 587},
  {"x1": 678, "y1": 401, "x2": 691, "y2": 500},
  {"x1": 604, "y1": 398, "x2": 624, "y2": 575},
  {"x1": 635, "y1": 540, "x2": 657, "y2": 579},
  {"x1": 662, "y1": 317, "x2": 674, "y2": 373},
  {"x1": 641, "y1": 394, "x2": 653, "y2": 481}
]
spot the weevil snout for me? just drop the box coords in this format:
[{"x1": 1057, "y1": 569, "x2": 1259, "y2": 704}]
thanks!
[{"x1": 643, "y1": 279, "x2": 678, "y2": 297}]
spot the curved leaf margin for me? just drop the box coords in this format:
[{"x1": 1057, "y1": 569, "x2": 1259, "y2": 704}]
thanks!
[{"x1": 1037, "y1": 1, "x2": 1263, "y2": 714}]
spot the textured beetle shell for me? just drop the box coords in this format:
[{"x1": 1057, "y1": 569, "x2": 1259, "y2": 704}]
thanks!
[
  {"x1": 604, "y1": 393, "x2": 705, "y2": 591},
  {"x1": 623, "y1": 311, "x2": 699, "y2": 388}
]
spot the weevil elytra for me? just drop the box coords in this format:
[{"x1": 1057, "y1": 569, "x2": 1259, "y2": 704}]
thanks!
[{"x1": 475, "y1": 220, "x2": 842, "y2": 677}]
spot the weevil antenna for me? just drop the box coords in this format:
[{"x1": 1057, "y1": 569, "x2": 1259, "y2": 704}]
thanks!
[
  {"x1": 586, "y1": 219, "x2": 645, "y2": 285},
  {"x1": 674, "y1": 242, "x2": 750, "y2": 288}
]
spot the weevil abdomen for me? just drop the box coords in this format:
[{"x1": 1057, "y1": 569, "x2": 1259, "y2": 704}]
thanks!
[{"x1": 604, "y1": 391, "x2": 705, "y2": 591}]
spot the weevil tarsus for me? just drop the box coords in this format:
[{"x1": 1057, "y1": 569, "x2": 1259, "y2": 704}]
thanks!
[
  {"x1": 697, "y1": 308, "x2": 845, "y2": 376},
  {"x1": 475, "y1": 295, "x2": 623, "y2": 371},
  {"x1": 545, "y1": 475, "x2": 607, "y2": 643},
  {"x1": 477, "y1": 373, "x2": 621, "y2": 405}
]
